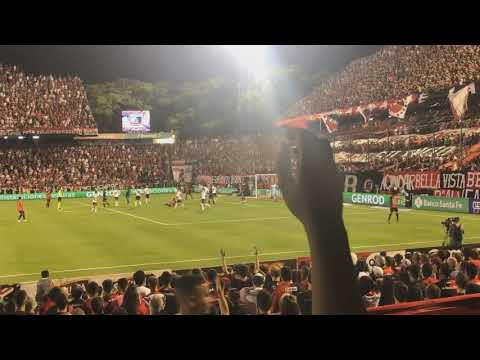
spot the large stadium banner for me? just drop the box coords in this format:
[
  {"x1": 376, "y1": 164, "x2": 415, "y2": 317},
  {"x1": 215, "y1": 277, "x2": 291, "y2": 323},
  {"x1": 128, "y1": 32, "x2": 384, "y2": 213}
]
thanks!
[
  {"x1": 343, "y1": 171, "x2": 383, "y2": 193},
  {"x1": 378, "y1": 170, "x2": 480, "y2": 199},
  {"x1": 380, "y1": 170, "x2": 440, "y2": 193},
  {"x1": 412, "y1": 195, "x2": 469, "y2": 213},
  {"x1": 0, "y1": 188, "x2": 177, "y2": 201}
]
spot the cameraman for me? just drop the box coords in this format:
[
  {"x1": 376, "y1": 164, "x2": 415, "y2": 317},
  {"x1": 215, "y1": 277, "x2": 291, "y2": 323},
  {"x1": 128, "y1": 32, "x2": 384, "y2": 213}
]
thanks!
[{"x1": 445, "y1": 217, "x2": 464, "y2": 250}]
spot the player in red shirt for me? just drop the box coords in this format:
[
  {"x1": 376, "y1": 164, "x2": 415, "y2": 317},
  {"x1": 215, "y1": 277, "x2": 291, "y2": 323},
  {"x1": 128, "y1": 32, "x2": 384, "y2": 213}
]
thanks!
[
  {"x1": 388, "y1": 190, "x2": 400, "y2": 224},
  {"x1": 46, "y1": 189, "x2": 52, "y2": 208},
  {"x1": 16, "y1": 197, "x2": 26, "y2": 223}
]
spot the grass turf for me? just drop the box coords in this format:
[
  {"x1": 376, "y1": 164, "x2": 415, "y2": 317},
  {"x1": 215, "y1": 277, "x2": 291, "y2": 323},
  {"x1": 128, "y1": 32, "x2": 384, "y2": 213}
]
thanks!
[{"x1": 1, "y1": 194, "x2": 479, "y2": 283}]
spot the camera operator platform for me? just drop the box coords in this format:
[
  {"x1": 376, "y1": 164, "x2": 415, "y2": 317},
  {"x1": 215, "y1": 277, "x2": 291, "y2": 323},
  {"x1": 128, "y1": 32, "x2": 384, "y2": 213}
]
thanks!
[{"x1": 442, "y1": 217, "x2": 464, "y2": 250}]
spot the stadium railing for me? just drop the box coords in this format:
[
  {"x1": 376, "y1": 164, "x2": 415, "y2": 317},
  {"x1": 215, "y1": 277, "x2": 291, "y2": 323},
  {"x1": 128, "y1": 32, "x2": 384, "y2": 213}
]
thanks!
[{"x1": 368, "y1": 293, "x2": 480, "y2": 315}]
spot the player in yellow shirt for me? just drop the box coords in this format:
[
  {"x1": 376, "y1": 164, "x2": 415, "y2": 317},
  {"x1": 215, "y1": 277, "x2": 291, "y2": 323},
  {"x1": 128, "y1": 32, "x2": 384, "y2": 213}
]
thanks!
[{"x1": 57, "y1": 187, "x2": 64, "y2": 211}]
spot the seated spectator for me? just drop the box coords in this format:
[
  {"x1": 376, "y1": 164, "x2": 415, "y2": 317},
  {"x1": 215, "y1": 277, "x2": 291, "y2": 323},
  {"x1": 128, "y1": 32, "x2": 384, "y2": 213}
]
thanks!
[
  {"x1": 102, "y1": 279, "x2": 117, "y2": 314},
  {"x1": 133, "y1": 270, "x2": 151, "y2": 298},
  {"x1": 239, "y1": 273, "x2": 265, "y2": 314},
  {"x1": 422, "y1": 263, "x2": 438, "y2": 286},
  {"x1": 122, "y1": 285, "x2": 149, "y2": 315},
  {"x1": 271, "y1": 266, "x2": 294, "y2": 313},
  {"x1": 114, "y1": 278, "x2": 129, "y2": 307},
  {"x1": 230, "y1": 264, "x2": 252, "y2": 290},
  {"x1": 465, "y1": 282, "x2": 480, "y2": 294},
  {"x1": 297, "y1": 271, "x2": 312, "y2": 315},
  {"x1": 149, "y1": 294, "x2": 167, "y2": 315},
  {"x1": 359, "y1": 276, "x2": 381, "y2": 308},
  {"x1": 13, "y1": 290, "x2": 28, "y2": 315},
  {"x1": 84, "y1": 281, "x2": 100, "y2": 314},
  {"x1": 72, "y1": 308, "x2": 86, "y2": 315},
  {"x1": 256, "y1": 289, "x2": 272, "y2": 315},
  {"x1": 112, "y1": 307, "x2": 128, "y2": 315},
  {"x1": 38, "y1": 287, "x2": 62, "y2": 315},
  {"x1": 55, "y1": 293, "x2": 71, "y2": 315},
  {"x1": 356, "y1": 259, "x2": 370, "y2": 279},
  {"x1": 279, "y1": 293, "x2": 300, "y2": 315},
  {"x1": 455, "y1": 272, "x2": 469, "y2": 295},
  {"x1": 378, "y1": 276, "x2": 395, "y2": 306},
  {"x1": 158, "y1": 271, "x2": 175, "y2": 294},
  {"x1": 175, "y1": 274, "x2": 211, "y2": 315},
  {"x1": 425, "y1": 284, "x2": 441, "y2": 299},
  {"x1": 393, "y1": 281, "x2": 409, "y2": 303},
  {"x1": 226, "y1": 289, "x2": 248, "y2": 315},
  {"x1": 68, "y1": 284, "x2": 85, "y2": 313},
  {"x1": 91, "y1": 297, "x2": 104, "y2": 315}
]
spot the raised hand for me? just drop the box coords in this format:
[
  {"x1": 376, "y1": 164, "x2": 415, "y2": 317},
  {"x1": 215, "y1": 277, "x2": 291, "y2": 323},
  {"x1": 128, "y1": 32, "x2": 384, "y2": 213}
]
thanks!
[{"x1": 277, "y1": 128, "x2": 364, "y2": 314}]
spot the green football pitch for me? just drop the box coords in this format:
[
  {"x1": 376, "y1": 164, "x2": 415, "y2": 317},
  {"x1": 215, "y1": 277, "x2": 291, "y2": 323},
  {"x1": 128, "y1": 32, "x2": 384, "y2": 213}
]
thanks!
[{"x1": 1, "y1": 194, "x2": 480, "y2": 283}]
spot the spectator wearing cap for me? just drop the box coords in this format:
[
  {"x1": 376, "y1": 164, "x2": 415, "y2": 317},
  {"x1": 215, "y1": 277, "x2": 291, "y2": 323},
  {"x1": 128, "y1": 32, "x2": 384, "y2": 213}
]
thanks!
[
  {"x1": 359, "y1": 276, "x2": 381, "y2": 308},
  {"x1": 239, "y1": 273, "x2": 265, "y2": 314}
]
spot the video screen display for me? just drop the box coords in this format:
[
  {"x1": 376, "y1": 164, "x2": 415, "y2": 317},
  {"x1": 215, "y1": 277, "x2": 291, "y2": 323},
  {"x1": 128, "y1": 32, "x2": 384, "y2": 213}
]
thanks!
[{"x1": 121, "y1": 111, "x2": 151, "y2": 133}]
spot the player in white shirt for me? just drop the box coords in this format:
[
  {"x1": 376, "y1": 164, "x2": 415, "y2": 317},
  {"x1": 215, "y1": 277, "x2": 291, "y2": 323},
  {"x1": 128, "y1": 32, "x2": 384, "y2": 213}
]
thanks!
[
  {"x1": 174, "y1": 188, "x2": 184, "y2": 209},
  {"x1": 200, "y1": 186, "x2": 211, "y2": 212},
  {"x1": 134, "y1": 188, "x2": 142, "y2": 207},
  {"x1": 211, "y1": 184, "x2": 217, "y2": 205},
  {"x1": 144, "y1": 187, "x2": 150, "y2": 204},
  {"x1": 91, "y1": 190, "x2": 99, "y2": 213},
  {"x1": 113, "y1": 188, "x2": 120, "y2": 207},
  {"x1": 271, "y1": 183, "x2": 279, "y2": 202}
]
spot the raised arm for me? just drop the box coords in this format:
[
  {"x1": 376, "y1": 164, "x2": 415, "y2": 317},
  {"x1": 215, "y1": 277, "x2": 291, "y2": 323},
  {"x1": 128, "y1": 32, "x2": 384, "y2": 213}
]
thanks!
[
  {"x1": 215, "y1": 275, "x2": 230, "y2": 315},
  {"x1": 220, "y1": 248, "x2": 229, "y2": 275},
  {"x1": 278, "y1": 129, "x2": 364, "y2": 315},
  {"x1": 253, "y1": 246, "x2": 260, "y2": 274}
]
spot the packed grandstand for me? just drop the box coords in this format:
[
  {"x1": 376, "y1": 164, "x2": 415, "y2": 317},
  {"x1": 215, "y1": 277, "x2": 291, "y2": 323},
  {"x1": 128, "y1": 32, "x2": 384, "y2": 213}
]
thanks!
[{"x1": 3, "y1": 45, "x2": 480, "y2": 315}]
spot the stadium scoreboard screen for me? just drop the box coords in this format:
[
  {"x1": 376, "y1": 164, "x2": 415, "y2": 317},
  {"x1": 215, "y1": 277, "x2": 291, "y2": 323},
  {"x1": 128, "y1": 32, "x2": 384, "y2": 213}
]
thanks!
[{"x1": 122, "y1": 111, "x2": 151, "y2": 133}]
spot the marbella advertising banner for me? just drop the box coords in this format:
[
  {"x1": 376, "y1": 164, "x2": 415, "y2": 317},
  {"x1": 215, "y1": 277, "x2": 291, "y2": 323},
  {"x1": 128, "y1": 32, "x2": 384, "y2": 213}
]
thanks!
[
  {"x1": 0, "y1": 188, "x2": 177, "y2": 201},
  {"x1": 379, "y1": 170, "x2": 480, "y2": 199},
  {"x1": 412, "y1": 195, "x2": 469, "y2": 213}
]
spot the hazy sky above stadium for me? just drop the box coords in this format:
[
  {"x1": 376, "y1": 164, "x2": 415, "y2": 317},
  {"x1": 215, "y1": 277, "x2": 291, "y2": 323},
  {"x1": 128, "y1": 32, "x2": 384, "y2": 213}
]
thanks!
[{"x1": 0, "y1": 45, "x2": 381, "y2": 83}]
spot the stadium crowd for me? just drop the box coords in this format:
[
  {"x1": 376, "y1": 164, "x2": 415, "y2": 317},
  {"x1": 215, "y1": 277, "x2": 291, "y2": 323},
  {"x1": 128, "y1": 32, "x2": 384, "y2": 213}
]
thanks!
[
  {"x1": 287, "y1": 45, "x2": 480, "y2": 117},
  {"x1": 0, "y1": 143, "x2": 169, "y2": 193},
  {"x1": 354, "y1": 247, "x2": 480, "y2": 308},
  {"x1": 0, "y1": 64, "x2": 96, "y2": 135},
  {"x1": 0, "y1": 251, "x2": 312, "y2": 315},
  {"x1": 4, "y1": 245, "x2": 480, "y2": 315},
  {"x1": 0, "y1": 136, "x2": 281, "y2": 193}
]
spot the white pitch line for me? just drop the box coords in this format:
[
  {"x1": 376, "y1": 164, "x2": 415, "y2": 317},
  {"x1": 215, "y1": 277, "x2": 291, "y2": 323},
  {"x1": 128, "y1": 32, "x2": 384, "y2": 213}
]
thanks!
[
  {"x1": 0, "y1": 250, "x2": 309, "y2": 279},
  {"x1": 4, "y1": 235, "x2": 480, "y2": 279},
  {"x1": 76, "y1": 202, "x2": 170, "y2": 226},
  {"x1": 168, "y1": 217, "x2": 290, "y2": 226}
]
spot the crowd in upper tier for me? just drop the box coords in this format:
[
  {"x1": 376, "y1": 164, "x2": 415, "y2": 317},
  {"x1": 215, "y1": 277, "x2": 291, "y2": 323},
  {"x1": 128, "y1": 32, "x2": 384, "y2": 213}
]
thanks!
[
  {"x1": 0, "y1": 64, "x2": 96, "y2": 135},
  {"x1": 287, "y1": 45, "x2": 480, "y2": 117}
]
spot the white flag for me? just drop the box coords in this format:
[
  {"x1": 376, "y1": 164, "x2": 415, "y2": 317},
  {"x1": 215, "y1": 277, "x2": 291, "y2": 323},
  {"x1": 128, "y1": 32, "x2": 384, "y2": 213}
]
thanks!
[{"x1": 448, "y1": 83, "x2": 475, "y2": 121}]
